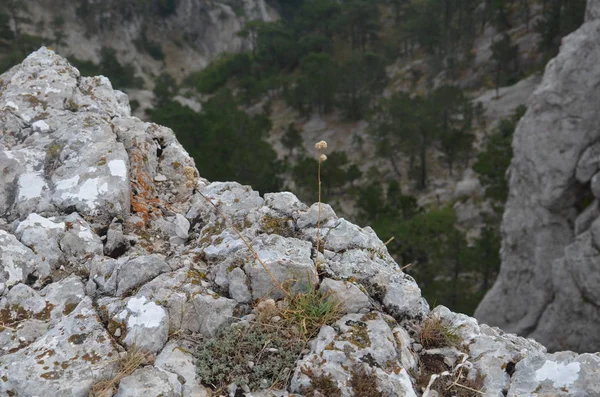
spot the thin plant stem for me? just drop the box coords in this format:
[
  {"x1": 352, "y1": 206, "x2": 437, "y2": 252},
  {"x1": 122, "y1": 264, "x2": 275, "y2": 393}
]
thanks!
[
  {"x1": 197, "y1": 189, "x2": 291, "y2": 299},
  {"x1": 315, "y1": 159, "x2": 322, "y2": 264}
]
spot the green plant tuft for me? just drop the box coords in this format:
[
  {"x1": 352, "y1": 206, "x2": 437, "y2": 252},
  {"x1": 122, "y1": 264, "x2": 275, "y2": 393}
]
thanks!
[{"x1": 196, "y1": 322, "x2": 304, "y2": 393}]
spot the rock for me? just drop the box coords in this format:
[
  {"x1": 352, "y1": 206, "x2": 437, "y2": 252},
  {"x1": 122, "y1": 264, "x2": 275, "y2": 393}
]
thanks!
[
  {"x1": 0, "y1": 298, "x2": 120, "y2": 397},
  {"x1": 291, "y1": 312, "x2": 418, "y2": 397},
  {"x1": 114, "y1": 366, "x2": 183, "y2": 397},
  {"x1": 263, "y1": 192, "x2": 308, "y2": 219},
  {"x1": 104, "y1": 218, "x2": 130, "y2": 258},
  {"x1": 0, "y1": 230, "x2": 37, "y2": 287},
  {"x1": 592, "y1": 172, "x2": 600, "y2": 198},
  {"x1": 323, "y1": 219, "x2": 382, "y2": 252},
  {"x1": 14, "y1": 213, "x2": 104, "y2": 280},
  {"x1": 40, "y1": 275, "x2": 86, "y2": 323},
  {"x1": 433, "y1": 306, "x2": 546, "y2": 395},
  {"x1": 475, "y1": 2, "x2": 600, "y2": 351},
  {"x1": 1, "y1": 47, "x2": 600, "y2": 397},
  {"x1": 1, "y1": 283, "x2": 48, "y2": 316},
  {"x1": 115, "y1": 296, "x2": 169, "y2": 353},
  {"x1": 174, "y1": 213, "x2": 190, "y2": 239},
  {"x1": 454, "y1": 171, "x2": 483, "y2": 199},
  {"x1": 15, "y1": 213, "x2": 64, "y2": 276},
  {"x1": 508, "y1": 351, "x2": 600, "y2": 396},
  {"x1": 187, "y1": 181, "x2": 264, "y2": 226},
  {"x1": 296, "y1": 202, "x2": 337, "y2": 229},
  {"x1": 319, "y1": 278, "x2": 371, "y2": 314},
  {"x1": 87, "y1": 256, "x2": 121, "y2": 296},
  {"x1": 574, "y1": 201, "x2": 600, "y2": 235},
  {"x1": 134, "y1": 267, "x2": 208, "y2": 332},
  {"x1": 155, "y1": 341, "x2": 209, "y2": 397},
  {"x1": 576, "y1": 142, "x2": 600, "y2": 183},
  {"x1": 227, "y1": 266, "x2": 252, "y2": 303},
  {"x1": 244, "y1": 234, "x2": 317, "y2": 300},
  {"x1": 182, "y1": 293, "x2": 237, "y2": 337},
  {"x1": 59, "y1": 213, "x2": 104, "y2": 262},
  {"x1": 116, "y1": 254, "x2": 171, "y2": 297},
  {"x1": 321, "y1": 249, "x2": 429, "y2": 320}
]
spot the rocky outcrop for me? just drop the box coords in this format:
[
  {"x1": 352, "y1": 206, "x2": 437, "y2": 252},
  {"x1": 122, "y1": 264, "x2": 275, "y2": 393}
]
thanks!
[
  {"x1": 19, "y1": 0, "x2": 277, "y2": 83},
  {"x1": 1, "y1": 48, "x2": 599, "y2": 396},
  {"x1": 475, "y1": 0, "x2": 600, "y2": 352}
]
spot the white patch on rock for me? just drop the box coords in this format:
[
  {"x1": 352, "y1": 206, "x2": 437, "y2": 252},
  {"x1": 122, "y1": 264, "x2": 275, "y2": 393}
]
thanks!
[
  {"x1": 17, "y1": 173, "x2": 46, "y2": 200},
  {"x1": 44, "y1": 86, "x2": 61, "y2": 94},
  {"x1": 535, "y1": 361, "x2": 581, "y2": 387},
  {"x1": 77, "y1": 227, "x2": 96, "y2": 242},
  {"x1": 32, "y1": 120, "x2": 50, "y2": 133},
  {"x1": 108, "y1": 159, "x2": 127, "y2": 178},
  {"x1": 61, "y1": 177, "x2": 108, "y2": 209},
  {"x1": 119, "y1": 296, "x2": 165, "y2": 329},
  {"x1": 5, "y1": 101, "x2": 18, "y2": 110},
  {"x1": 16, "y1": 213, "x2": 65, "y2": 232},
  {"x1": 55, "y1": 175, "x2": 79, "y2": 190}
]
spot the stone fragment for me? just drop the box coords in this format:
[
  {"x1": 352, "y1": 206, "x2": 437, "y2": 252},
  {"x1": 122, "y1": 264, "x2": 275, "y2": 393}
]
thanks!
[
  {"x1": 115, "y1": 296, "x2": 169, "y2": 353},
  {"x1": 114, "y1": 366, "x2": 182, "y2": 397},
  {"x1": 104, "y1": 218, "x2": 130, "y2": 258},
  {"x1": 319, "y1": 278, "x2": 371, "y2": 314}
]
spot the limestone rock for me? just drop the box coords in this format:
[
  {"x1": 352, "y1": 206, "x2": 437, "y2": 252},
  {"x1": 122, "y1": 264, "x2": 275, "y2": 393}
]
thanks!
[
  {"x1": 0, "y1": 230, "x2": 37, "y2": 287},
  {"x1": 0, "y1": 298, "x2": 120, "y2": 397},
  {"x1": 244, "y1": 234, "x2": 317, "y2": 300},
  {"x1": 291, "y1": 312, "x2": 418, "y2": 397},
  {"x1": 114, "y1": 366, "x2": 183, "y2": 397},
  {"x1": 104, "y1": 218, "x2": 131, "y2": 258},
  {"x1": 182, "y1": 293, "x2": 237, "y2": 337},
  {"x1": 508, "y1": 351, "x2": 600, "y2": 396},
  {"x1": 115, "y1": 254, "x2": 171, "y2": 297},
  {"x1": 155, "y1": 341, "x2": 209, "y2": 397},
  {"x1": 475, "y1": 0, "x2": 600, "y2": 352},
  {"x1": 319, "y1": 278, "x2": 371, "y2": 314},
  {"x1": 1, "y1": 47, "x2": 599, "y2": 397},
  {"x1": 115, "y1": 296, "x2": 170, "y2": 353}
]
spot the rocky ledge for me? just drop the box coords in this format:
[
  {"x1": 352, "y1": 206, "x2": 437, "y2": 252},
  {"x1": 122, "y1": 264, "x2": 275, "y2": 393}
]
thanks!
[{"x1": 0, "y1": 48, "x2": 598, "y2": 397}]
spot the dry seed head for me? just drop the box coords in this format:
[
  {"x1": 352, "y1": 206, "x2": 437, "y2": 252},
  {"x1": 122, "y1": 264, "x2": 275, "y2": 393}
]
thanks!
[
  {"x1": 315, "y1": 140, "x2": 327, "y2": 151},
  {"x1": 183, "y1": 166, "x2": 198, "y2": 188},
  {"x1": 319, "y1": 154, "x2": 327, "y2": 162}
]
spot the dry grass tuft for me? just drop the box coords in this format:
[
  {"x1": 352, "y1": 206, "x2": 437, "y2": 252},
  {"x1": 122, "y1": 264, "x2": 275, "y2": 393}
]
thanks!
[
  {"x1": 281, "y1": 283, "x2": 342, "y2": 340},
  {"x1": 89, "y1": 346, "x2": 150, "y2": 397},
  {"x1": 419, "y1": 315, "x2": 461, "y2": 349}
]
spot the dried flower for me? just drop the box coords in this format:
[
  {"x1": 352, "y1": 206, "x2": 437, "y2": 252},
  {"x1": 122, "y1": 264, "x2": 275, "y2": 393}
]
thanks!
[
  {"x1": 183, "y1": 166, "x2": 198, "y2": 188},
  {"x1": 315, "y1": 140, "x2": 327, "y2": 151},
  {"x1": 319, "y1": 154, "x2": 327, "y2": 162}
]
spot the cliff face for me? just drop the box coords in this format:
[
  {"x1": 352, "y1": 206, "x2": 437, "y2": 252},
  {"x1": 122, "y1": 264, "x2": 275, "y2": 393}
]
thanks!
[
  {"x1": 0, "y1": 48, "x2": 599, "y2": 397},
  {"x1": 475, "y1": 0, "x2": 600, "y2": 352},
  {"x1": 16, "y1": 0, "x2": 277, "y2": 82}
]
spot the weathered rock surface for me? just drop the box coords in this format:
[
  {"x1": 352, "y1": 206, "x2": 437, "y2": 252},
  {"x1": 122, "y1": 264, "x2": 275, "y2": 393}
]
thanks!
[
  {"x1": 475, "y1": 0, "x2": 600, "y2": 352},
  {"x1": 1, "y1": 48, "x2": 599, "y2": 396}
]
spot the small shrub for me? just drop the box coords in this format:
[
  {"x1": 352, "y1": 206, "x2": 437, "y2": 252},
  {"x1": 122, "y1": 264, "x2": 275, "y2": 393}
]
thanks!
[
  {"x1": 349, "y1": 365, "x2": 380, "y2": 397},
  {"x1": 301, "y1": 368, "x2": 342, "y2": 397},
  {"x1": 196, "y1": 322, "x2": 304, "y2": 393}
]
